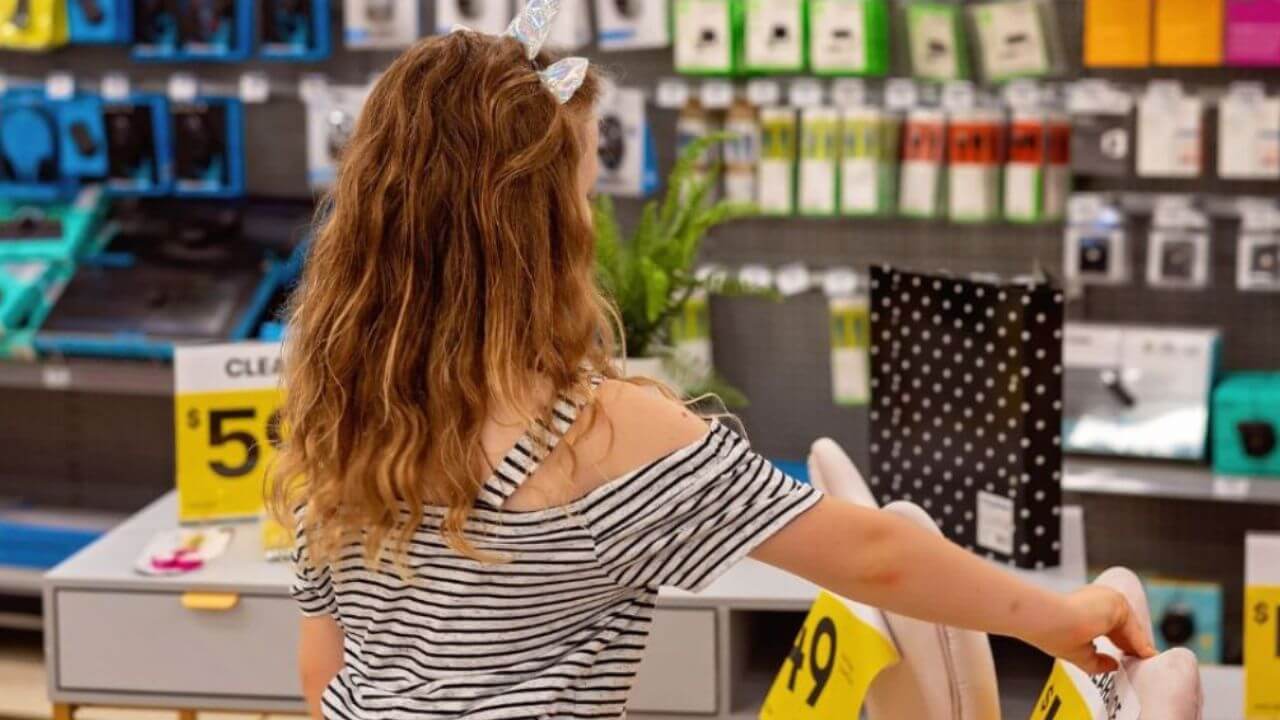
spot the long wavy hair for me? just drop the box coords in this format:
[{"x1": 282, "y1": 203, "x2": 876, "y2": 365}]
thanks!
[{"x1": 269, "y1": 31, "x2": 615, "y2": 566}]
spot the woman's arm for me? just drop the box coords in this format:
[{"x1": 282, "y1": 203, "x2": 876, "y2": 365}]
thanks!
[
  {"x1": 299, "y1": 615, "x2": 344, "y2": 719},
  {"x1": 751, "y1": 497, "x2": 1157, "y2": 673}
]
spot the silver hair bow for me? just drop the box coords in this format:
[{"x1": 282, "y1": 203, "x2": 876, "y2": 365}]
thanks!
[{"x1": 454, "y1": 0, "x2": 589, "y2": 105}]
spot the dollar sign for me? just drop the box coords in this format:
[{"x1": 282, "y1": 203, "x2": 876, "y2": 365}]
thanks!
[
  {"x1": 187, "y1": 408, "x2": 200, "y2": 430},
  {"x1": 1255, "y1": 601, "x2": 1271, "y2": 625}
]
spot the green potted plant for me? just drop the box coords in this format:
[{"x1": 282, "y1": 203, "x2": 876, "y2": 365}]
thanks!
[{"x1": 593, "y1": 135, "x2": 758, "y2": 400}]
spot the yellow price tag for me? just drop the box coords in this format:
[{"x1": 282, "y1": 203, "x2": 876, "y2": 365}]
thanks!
[
  {"x1": 174, "y1": 343, "x2": 284, "y2": 524},
  {"x1": 759, "y1": 591, "x2": 899, "y2": 720},
  {"x1": 1246, "y1": 585, "x2": 1280, "y2": 720},
  {"x1": 1030, "y1": 661, "x2": 1094, "y2": 720}
]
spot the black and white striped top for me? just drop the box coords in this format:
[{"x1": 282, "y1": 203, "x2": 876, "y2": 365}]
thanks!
[{"x1": 291, "y1": 390, "x2": 822, "y2": 719}]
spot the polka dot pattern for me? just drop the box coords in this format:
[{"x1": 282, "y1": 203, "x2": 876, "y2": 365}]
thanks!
[{"x1": 868, "y1": 267, "x2": 1064, "y2": 569}]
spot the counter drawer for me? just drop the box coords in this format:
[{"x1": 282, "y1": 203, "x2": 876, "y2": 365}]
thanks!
[
  {"x1": 630, "y1": 608, "x2": 718, "y2": 714},
  {"x1": 54, "y1": 589, "x2": 301, "y2": 699}
]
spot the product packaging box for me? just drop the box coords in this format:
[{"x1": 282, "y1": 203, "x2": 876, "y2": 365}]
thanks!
[
  {"x1": 1062, "y1": 323, "x2": 1219, "y2": 461},
  {"x1": 1226, "y1": 0, "x2": 1280, "y2": 66},
  {"x1": 870, "y1": 267, "x2": 1064, "y2": 569},
  {"x1": 1154, "y1": 0, "x2": 1224, "y2": 66},
  {"x1": 808, "y1": 0, "x2": 890, "y2": 76},
  {"x1": 1083, "y1": 0, "x2": 1150, "y2": 67},
  {"x1": 1213, "y1": 373, "x2": 1280, "y2": 477},
  {"x1": 798, "y1": 106, "x2": 840, "y2": 215}
]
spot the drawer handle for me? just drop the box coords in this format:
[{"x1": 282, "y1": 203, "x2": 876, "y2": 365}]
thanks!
[{"x1": 181, "y1": 592, "x2": 240, "y2": 612}]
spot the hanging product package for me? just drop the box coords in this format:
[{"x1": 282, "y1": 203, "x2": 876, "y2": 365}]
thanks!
[
  {"x1": 723, "y1": 99, "x2": 760, "y2": 205},
  {"x1": 946, "y1": 107, "x2": 1002, "y2": 223},
  {"x1": 170, "y1": 97, "x2": 245, "y2": 198},
  {"x1": 1236, "y1": 199, "x2": 1280, "y2": 292},
  {"x1": 436, "y1": 0, "x2": 509, "y2": 36},
  {"x1": 68, "y1": 0, "x2": 132, "y2": 44},
  {"x1": 0, "y1": 88, "x2": 107, "y2": 200},
  {"x1": 674, "y1": 0, "x2": 737, "y2": 75},
  {"x1": 898, "y1": 108, "x2": 945, "y2": 219},
  {"x1": 0, "y1": 186, "x2": 109, "y2": 262},
  {"x1": 1145, "y1": 197, "x2": 1210, "y2": 290},
  {"x1": 132, "y1": 0, "x2": 181, "y2": 58},
  {"x1": 828, "y1": 281, "x2": 870, "y2": 406},
  {"x1": 344, "y1": 0, "x2": 419, "y2": 49},
  {"x1": 1218, "y1": 83, "x2": 1280, "y2": 181},
  {"x1": 259, "y1": 0, "x2": 331, "y2": 61},
  {"x1": 594, "y1": 85, "x2": 658, "y2": 197},
  {"x1": 102, "y1": 94, "x2": 173, "y2": 196},
  {"x1": 797, "y1": 106, "x2": 840, "y2": 216},
  {"x1": 757, "y1": 106, "x2": 797, "y2": 215},
  {"x1": 869, "y1": 266, "x2": 1064, "y2": 569},
  {"x1": 1068, "y1": 80, "x2": 1133, "y2": 178},
  {"x1": 743, "y1": 0, "x2": 805, "y2": 74},
  {"x1": 1154, "y1": 0, "x2": 1223, "y2": 67},
  {"x1": 1226, "y1": 0, "x2": 1280, "y2": 67},
  {"x1": 1064, "y1": 194, "x2": 1129, "y2": 286},
  {"x1": 1003, "y1": 110, "x2": 1044, "y2": 222},
  {"x1": 840, "y1": 106, "x2": 897, "y2": 216},
  {"x1": 968, "y1": 0, "x2": 1057, "y2": 83},
  {"x1": 595, "y1": 0, "x2": 668, "y2": 49},
  {"x1": 519, "y1": 0, "x2": 591, "y2": 49},
  {"x1": 0, "y1": 0, "x2": 69, "y2": 50},
  {"x1": 1135, "y1": 83, "x2": 1203, "y2": 179},
  {"x1": 903, "y1": 2, "x2": 968, "y2": 81},
  {"x1": 305, "y1": 83, "x2": 371, "y2": 190},
  {"x1": 808, "y1": 0, "x2": 889, "y2": 76},
  {"x1": 177, "y1": 0, "x2": 253, "y2": 61},
  {"x1": 1082, "y1": 0, "x2": 1150, "y2": 68}
]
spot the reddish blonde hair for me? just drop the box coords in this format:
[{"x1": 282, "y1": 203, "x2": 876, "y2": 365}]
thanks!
[{"x1": 270, "y1": 31, "x2": 616, "y2": 564}]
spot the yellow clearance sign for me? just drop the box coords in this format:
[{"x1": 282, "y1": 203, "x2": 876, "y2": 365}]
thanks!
[
  {"x1": 174, "y1": 342, "x2": 285, "y2": 523},
  {"x1": 1246, "y1": 585, "x2": 1280, "y2": 719},
  {"x1": 759, "y1": 590, "x2": 899, "y2": 720},
  {"x1": 1030, "y1": 661, "x2": 1094, "y2": 720}
]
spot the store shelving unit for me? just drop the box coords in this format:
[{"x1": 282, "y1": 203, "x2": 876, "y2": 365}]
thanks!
[
  {"x1": 0, "y1": 358, "x2": 171, "y2": 396},
  {"x1": 1065, "y1": 458, "x2": 1280, "y2": 506}
]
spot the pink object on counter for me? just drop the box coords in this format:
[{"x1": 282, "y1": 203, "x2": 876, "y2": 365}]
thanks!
[{"x1": 1227, "y1": 0, "x2": 1280, "y2": 66}]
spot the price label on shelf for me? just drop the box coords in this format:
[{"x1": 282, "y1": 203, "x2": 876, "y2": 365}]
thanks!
[
  {"x1": 168, "y1": 73, "x2": 199, "y2": 103},
  {"x1": 655, "y1": 78, "x2": 690, "y2": 109},
  {"x1": 941, "y1": 81, "x2": 975, "y2": 111},
  {"x1": 1246, "y1": 534, "x2": 1280, "y2": 718},
  {"x1": 46, "y1": 72, "x2": 75, "y2": 100},
  {"x1": 830, "y1": 79, "x2": 866, "y2": 109},
  {"x1": 884, "y1": 78, "x2": 917, "y2": 111},
  {"x1": 788, "y1": 79, "x2": 824, "y2": 108},
  {"x1": 238, "y1": 72, "x2": 271, "y2": 104},
  {"x1": 101, "y1": 73, "x2": 131, "y2": 101},
  {"x1": 699, "y1": 80, "x2": 734, "y2": 109},
  {"x1": 174, "y1": 342, "x2": 284, "y2": 523},
  {"x1": 759, "y1": 591, "x2": 899, "y2": 720},
  {"x1": 747, "y1": 79, "x2": 782, "y2": 107}
]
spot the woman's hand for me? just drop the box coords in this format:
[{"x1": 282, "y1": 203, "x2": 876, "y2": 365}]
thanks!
[{"x1": 1027, "y1": 585, "x2": 1158, "y2": 674}]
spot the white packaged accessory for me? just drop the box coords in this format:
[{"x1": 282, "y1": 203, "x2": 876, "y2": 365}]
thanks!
[
  {"x1": 438, "y1": 0, "x2": 512, "y2": 35},
  {"x1": 344, "y1": 0, "x2": 420, "y2": 49},
  {"x1": 1065, "y1": 194, "x2": 1129, "y2": 285},
  {"x1": 595, "y1": 84, "x2": 658, "y2": 196},
  {"x1": 744, "y1": 0, "x2": 805, "y2": 73},
  {"x1": 674, "y1": 0, "x2": 735, "y2": 73},
  {"x1": 305, "y1": 82, "x2": 372, "y2": 190},
  {"x1": 1218, "y1": 82, "x2": 1280, "y2": 180},
  {"x1": 757, "y1": 106, "x2": 798, "y2": 214},
  {"x1": 1136, "y1": 82, "x2": 1203, "y2": 178},
  {"x1": 595, "y1": 0, "x2": 669, "y2": 49},
  {"x1": 798, "y1": 106, "x2": 840, "y2": 215},
  {"x1": 1146, "y1": 197, "x2": 1209, "y2": 290}
]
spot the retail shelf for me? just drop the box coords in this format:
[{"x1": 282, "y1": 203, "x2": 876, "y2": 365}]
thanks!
[
  {"x1": 1064, "y1": 457, "x2": 1280, "y2": 507},
  {"x1": 0, "y1": 610, "x2": 42, "y2": 631},
  {"x1": 0, "y1": 566, "x2": 43, "y2": 597},
  {"x1": 0, "y1": 357, "x2": 172, "y2": 396}
]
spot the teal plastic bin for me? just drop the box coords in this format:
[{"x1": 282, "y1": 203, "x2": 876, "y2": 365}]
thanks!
[{"x1": 1213, "y1": 373, "x2": 1280, "y2": 477}]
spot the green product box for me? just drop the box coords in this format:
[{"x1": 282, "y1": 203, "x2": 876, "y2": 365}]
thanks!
[
  {"x1": 809, "y1": 0, "x2": 890, "y2": 76},
  {"x1": 675, "y1": 0, "x2": 741, "y2": 75},
  {"x1": 906, "y1": 2, "x2": 969, "y2": 81},
  {"x1": 1213, "y1": 373, "x2": 1280, "y2": 478}
]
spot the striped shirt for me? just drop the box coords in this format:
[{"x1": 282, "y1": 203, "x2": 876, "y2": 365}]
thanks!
[{"x1": 291, "y1": 392, "x2": 822, "y2": 719}]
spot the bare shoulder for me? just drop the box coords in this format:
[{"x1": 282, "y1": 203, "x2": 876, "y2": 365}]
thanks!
[{"x1": 508, "y1": 380, "x2": 707, "y2": 510}]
